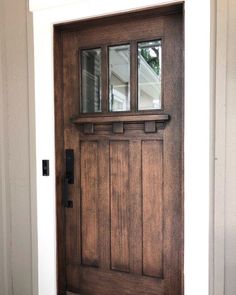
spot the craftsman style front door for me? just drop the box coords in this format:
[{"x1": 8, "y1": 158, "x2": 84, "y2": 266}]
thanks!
[{"x1": 55, "y1": 4, "x2": 184, "y2": 295}]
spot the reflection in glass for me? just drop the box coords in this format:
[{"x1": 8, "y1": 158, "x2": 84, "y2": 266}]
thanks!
[
  {"x1": 109, "y1": 45, "x2": 130, "y2": 112},
  {"x1": 81, "y1": 48, "x2": 101, "y2": 113},
  {"x1": 138, "y1": 40, "x2": 162, "y2": 110}
]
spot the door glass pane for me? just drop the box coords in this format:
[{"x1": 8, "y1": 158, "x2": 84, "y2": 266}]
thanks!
[
  {"x1": 81, "y1": 48, "x2": 102, "y2": 113},
  {"x1": 109, "y1": 45, "x2": 130, "y2": 112},
  {"x1": 138, "y1": 40, "x2": 162, "y2": 110}
]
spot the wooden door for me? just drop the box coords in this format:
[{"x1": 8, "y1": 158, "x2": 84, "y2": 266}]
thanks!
[{"x1": 55, "y1": 4, "x2": 184, "y2": 295}]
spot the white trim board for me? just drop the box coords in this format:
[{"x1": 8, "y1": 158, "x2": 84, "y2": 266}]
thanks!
[
  {"x1": 0, "y1": 9, "x2": 10, "y2": 294},
  {"x1": 31, "y1": 1, "x2": 211, "y2": 295},
  {"x1": 29, "y1": 0, "x2": 183, "y2": 13},
  {"x1": 213, "y1": 0, "x2": 227, "y2": 294},
  {"x1": 0, "y1": 0, "x2": 34, "y2": 294}
]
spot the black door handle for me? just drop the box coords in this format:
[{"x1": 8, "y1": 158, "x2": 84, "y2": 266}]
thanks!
[{"x1": 63, "y1": 149, "x2": 74, "y2": 208}]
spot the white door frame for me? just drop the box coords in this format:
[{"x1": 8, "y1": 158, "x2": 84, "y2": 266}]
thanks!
[{"x1": 30, "y1": 1, "x2": 212, "y2": 294}]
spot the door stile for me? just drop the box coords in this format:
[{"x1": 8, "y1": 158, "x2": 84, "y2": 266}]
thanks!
[
  {"x1": 162, "y1": 13, "x2": 184, "y2": 295},
  {"x1": 54, "y1": 28, "x2": 67, "y2": 295}
]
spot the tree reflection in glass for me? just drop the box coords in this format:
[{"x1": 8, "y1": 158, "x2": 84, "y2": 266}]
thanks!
[{"x1": 138, "y1": 40, "x2": 162, "y2": 110}]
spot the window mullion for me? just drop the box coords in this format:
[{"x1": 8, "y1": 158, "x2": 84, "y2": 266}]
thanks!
[
  {"x1": 130, "y1": 41, "x2": 138, "y2": 112},
  {"x1": 101, "y1": 45, "x2": 109, "y2": 113}
]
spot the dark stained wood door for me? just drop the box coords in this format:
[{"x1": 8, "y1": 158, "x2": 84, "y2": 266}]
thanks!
[{"x1": 54, "y1": 4, "x2": 184, "y2": 295}]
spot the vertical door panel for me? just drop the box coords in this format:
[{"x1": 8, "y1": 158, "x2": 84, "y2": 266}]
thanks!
[
  {"x1": 110, "y1": 141, "x2": 130, "y2": 273},
  {"x1": 129, "y1": 140, "x2": 142, "y2": 275},
  {"x1": 142, "y1": 140, "x2": 163, "y2": 278},
  {"x1": 81, "y1": 141, "x2": 99, "y2": 267},
  {"x1": 97, "y1": 141, "x2": 111, "y2": 270}
]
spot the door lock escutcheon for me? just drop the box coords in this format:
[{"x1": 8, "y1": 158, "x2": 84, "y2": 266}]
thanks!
[{"x1": 64, "y1": 149, "x2": 74, "y2": 208}]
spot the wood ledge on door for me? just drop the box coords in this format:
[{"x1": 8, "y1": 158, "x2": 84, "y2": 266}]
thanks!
[{"x1": 71, "y1": 113, "x2": 170, "y2": 134}]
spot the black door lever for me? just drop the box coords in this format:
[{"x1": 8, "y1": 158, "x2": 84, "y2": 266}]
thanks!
[{"x1": 63, "y1": 149, "x2": 74, "y2": 208}]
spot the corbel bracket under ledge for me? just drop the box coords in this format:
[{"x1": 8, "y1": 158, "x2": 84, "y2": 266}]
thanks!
[{"x1": 71, "y1": 114, "x2": 170, "y2": 134}]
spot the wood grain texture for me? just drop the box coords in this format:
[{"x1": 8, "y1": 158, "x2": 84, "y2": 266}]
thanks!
[
  {"x1": 72, "y1": 114, "x2": 169, "y2": 124},
  {"x1": 97, "y1": 141, "x2": 110, "y2": 271},
  {"x1": 55, "y1": 5, "x2": 184, "y2": 295},
  {"x1": 142, "y1": 140, "x2": 163, "y2": 278},
  {"x1": 129, "y1": 140, "x2": 142, "y2": 274},
  {"x1": 144, "y1": 121, "x2": 156, "y2": 133},
  {"x1": 81, "y1": 141, "x2": 99, "y2": 267},
  {"x1": 62, "y1": 31, "x2": 82, "y2": 273},
  {"x1": 55, "y1": 3, "x2": 182, "y2": 32},
  {"x1": 110, "y1": 141, "x2": 130, "y2": 272},
  {"x1": 54, "y1": 29, "x2": 67, "y2": 294},
  {"x1": 131, "y1": 41, "x2": 138, "y2": 112},
  {"x1": 112, "y1": 122, "x2": 124, "y2": 134},
  {"x1": 162, "y1": 13, "x2": 184, "y2": 295},
  {"x1": 101, "y1": 45, "x2": 109, "y2": 112},
  {"x1": 67, "y1": 264, "x2": 164, "y2": 295}
]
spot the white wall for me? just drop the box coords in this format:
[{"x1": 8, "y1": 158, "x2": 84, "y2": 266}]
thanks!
[
  {"x1": 0, "y1": 3, "x2": 10, "y2": 294},
  {"x1": 224, "y1": 0, "x2": 236, "y2": 294},
  {"x1": 213, "y1": 1, "x2": 236, "y2": 295},
  {"x1": 0, "y1": 0, "x2": 33, "y2": 294}
]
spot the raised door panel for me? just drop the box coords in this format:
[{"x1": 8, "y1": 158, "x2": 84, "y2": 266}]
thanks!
[
  {"x1": 110, "y1": 141, "x2": 130, "y2": 272},
  {"x1": 80, "y1": 141, "x2": 99, "y2": 267},
  {"x1": 142, "y1": 140, "x2": 163, "y2": 278}
]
